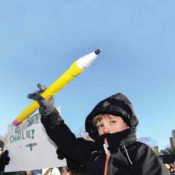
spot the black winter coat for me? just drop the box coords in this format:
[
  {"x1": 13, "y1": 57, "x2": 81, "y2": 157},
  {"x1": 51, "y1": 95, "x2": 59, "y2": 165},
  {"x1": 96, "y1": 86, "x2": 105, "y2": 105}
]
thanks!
[{"x1": 41, "y1": 109, "x2": 169, "y2": 175}]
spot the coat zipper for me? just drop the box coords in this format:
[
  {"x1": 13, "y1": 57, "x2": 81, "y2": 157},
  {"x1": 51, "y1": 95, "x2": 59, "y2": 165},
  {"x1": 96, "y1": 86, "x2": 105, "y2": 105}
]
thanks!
[
  {"x1": 103, "y1": 138, "x2": 110, "y2": 175},
  {"x1": 123, "y1": 145, "x2": 133, "y2": 166}
]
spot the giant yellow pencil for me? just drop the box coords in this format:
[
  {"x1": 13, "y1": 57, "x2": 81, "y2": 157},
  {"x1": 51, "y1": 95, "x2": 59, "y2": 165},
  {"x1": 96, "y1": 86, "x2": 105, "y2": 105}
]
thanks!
[{"x1": 12, "y1": 49, "x2": 101, "y2": 126}]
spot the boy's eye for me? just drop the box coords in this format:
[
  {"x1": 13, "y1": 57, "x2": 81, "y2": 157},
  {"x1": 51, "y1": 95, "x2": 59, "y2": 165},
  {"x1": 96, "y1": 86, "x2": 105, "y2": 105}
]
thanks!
[
  {"x1": 97, "y1": 124, "x2": 104, "y2": 129},
  {"x1": 110, "y1": 120, "x2": 116, "y2": 124}
]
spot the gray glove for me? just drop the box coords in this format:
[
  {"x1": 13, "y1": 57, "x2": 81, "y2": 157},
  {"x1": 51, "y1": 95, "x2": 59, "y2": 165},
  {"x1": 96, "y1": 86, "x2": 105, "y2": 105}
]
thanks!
[
  {"x1": 27, "y1": 84, "x2": 55, "y2": 116},
  {"x1": 27, "y1": 84, "x2": 63, "y2": 127}
]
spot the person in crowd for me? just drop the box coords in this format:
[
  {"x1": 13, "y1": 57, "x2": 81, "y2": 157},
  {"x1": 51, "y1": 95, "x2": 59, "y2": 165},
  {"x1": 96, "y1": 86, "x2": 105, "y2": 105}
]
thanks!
[
  {"x1": 31, "y1": 170, "x2": 42, "y2": 175},
  {"x1": 58, "y1": 167, "x2": 68, "y2": 175},
  {"x1": 165, "y1": 164, "x2": 175, "y2": 173},
  {"x1": 0, "y1": 140, "x2": 27, "y2": 175},
  {"x1": 28, "y1": 84, "x2": 169, "y2": 175},
  {"x1": 0, "y1": 140, "x2": 10, "y2": 175},
  {"x1": 58, "y1": 165, "x2": 86, "y2": 175},
  {"x1": 42, "y1": 167, "x2": 60, "y2": 175}
]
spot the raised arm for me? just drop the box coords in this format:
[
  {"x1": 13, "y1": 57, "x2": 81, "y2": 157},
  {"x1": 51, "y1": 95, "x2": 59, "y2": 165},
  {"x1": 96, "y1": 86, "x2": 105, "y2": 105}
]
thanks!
[{"x1": 28, "y1": 84, "x2": 97, "y2": 164}]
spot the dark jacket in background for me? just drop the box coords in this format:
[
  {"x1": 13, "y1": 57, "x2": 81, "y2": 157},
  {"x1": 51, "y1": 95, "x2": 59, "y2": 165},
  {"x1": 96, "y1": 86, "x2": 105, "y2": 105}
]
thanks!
[{"x1": 0, "y1": 172, "x2": 26, "y2": 175}]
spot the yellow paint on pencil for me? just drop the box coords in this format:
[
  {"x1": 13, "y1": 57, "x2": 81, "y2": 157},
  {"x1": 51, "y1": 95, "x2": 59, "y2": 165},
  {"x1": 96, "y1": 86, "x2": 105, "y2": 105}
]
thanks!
[{"x1": 13, "y1": 49, "x2": 100, "y2": 125}]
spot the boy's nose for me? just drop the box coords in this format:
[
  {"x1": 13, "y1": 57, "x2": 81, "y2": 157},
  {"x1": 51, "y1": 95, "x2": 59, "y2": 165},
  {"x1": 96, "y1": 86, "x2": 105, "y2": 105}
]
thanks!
[{"x1": 103, "y1": 126, "x2": 110, "y2": 134}]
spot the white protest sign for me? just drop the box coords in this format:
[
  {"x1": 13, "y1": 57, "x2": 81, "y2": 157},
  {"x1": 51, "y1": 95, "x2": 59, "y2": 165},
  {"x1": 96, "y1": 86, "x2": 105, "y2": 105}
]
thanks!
[{"x1": 5, "y1": 111, "x2": 66, "y2": 172}]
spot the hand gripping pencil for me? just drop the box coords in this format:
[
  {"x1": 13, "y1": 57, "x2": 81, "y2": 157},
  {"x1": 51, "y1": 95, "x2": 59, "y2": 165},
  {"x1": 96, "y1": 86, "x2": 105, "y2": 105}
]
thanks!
[{"x1": 13, "y1": 49, "x2": 101, "y2": 126}]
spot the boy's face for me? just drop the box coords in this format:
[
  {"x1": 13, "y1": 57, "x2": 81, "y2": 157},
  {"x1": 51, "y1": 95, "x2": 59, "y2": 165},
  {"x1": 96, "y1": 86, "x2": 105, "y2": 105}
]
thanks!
[{"x1": 96, "y1": 114, "x2": 129, "y2": 135}]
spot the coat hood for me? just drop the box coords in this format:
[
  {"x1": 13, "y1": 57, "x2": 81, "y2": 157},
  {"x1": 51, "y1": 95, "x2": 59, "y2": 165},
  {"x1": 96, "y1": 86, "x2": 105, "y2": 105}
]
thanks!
[{"x1": 85, "y1": 93, "x2": 139, "y2": 140}]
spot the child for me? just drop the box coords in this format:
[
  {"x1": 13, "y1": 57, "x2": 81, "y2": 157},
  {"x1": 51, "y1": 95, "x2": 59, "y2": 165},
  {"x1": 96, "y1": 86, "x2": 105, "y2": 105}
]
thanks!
[{"x1": 28, "y1": 85, "x2": 169, "y2": 175}]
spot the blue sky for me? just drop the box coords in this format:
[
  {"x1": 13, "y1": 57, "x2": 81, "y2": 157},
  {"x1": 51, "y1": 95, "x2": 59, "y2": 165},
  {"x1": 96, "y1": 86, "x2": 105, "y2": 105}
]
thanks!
[{"x1": 0, "y1": 0, "x2": 175, "y2": 150}]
